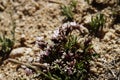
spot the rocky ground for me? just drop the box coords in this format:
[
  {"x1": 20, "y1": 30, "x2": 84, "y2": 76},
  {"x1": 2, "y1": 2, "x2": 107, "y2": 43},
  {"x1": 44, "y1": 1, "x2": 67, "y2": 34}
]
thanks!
[{"x1": 0, "y1": 0, "x2": 120, "y2": 80}]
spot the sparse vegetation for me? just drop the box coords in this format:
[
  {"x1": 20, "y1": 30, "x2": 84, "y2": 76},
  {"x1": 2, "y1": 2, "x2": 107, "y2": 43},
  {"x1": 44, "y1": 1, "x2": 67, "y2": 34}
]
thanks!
[
  {"x1": 89, "y1": 13, "x2": 105, "y2": 37},
  {"x1": 36, "y1": 23, "x2": 97, "y2": 80},
  {"x1": 70, "y1": 0, "x2": 77, "y2": 8},
  {"x1": 0, "y1": 0, "x2": 119, "y2": 80},
  {"x1": 61, "y1": 0, "x2": 77, "y2": 21},
  {"x1": 85, "y1": 0, "x2": 90, "y2": 4},
  {"x1": 0, "y1": 13, "x2": 16, "y2": 64},
  {"x1": 64, "y1": 35, "x2": 78, "y2": 53}
]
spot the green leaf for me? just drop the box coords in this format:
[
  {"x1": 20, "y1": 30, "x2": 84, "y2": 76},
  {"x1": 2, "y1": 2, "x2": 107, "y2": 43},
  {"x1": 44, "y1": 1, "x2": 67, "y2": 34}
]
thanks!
[
  {"x1": 62, "y1": 5, "x2": 74, "y2": 20},
  {"x1": 53, "y1": 74, "x2": 62, "y2": 80},
  {"x1": 70, "y1": 0, "x2": 77, "y2": 8}
]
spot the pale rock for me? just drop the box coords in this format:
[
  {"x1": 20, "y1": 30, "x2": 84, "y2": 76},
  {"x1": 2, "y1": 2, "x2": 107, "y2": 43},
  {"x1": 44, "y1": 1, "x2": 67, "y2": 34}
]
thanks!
[
  {"x1": 95, "y1": 62, "x2": 104, "y2": 67},
  {"x1": 93, "y1": 43, "x2": 102, "y2": 54},
  {"x1": 28, "y1": 51, "x2": 34, "y2": 56},
  {"x1": 117, "y1": 67, "x2": 119, "y2": 70},
  {"x1": 34, "y1": 57, "x2": 40, "y2": 62},
  {"x1": 28, "y1": 57, "x2": 33, "y2": 62},
  {"x1": 10, "y1": 47, "x2": 25, "y2": 57},
  {"x1": 0, "y1": 74, "x2": 3, "y2": 79},
  {"x1": 10, "y1": 47, "x2": 33, "y2": 58},
  {"x1": 93, "y1": 45, "x2": 100, "y2": 53},
  {"x1": 113, "y1": 48, "x2": 120, "y2": 54},
  {"x1": 114, "y1": 25, "x2": 120, "y2": 34},
  {"x1": 80, "y1": 24, "x2": 89, "y2": 34},
  {"x1": 70, "y1": 22, "x2": 77, "y2": 26},
  {"x1": 99, "y1": 68, "x2": 103, "y2": 72},
  {"x1": 52, "y1": 29, "x2": 59, "y2": 38},
  {"x1": 78, "y1": 0, "x2": 89, "y2": 11},
  {"x1": 21, "y1": 65, "x2": 27, "y2": 69},
  {"x1": 116, "y1": 38, "x2": 120, "y2": 44},
  {"x1": 97, "y1": 58, "x2": 107, "y2": 63},
  {"x1": 25, "y1": 48, "x2": 32, "y2": 55},
  {"x1": 90, "y1": 67, "x2": 98, "y2": 73},
  {"x1": 11, "y1": 1, "x2": 19, "y2": 7},
  {"x1": 61, "y1": 22, "x2": 69, "y2": 30},
  {"x1": 21, "y1": 34, "x2": 26, "y2": 38},
  {"x1": 113, "y1": 44, "x2": 118, "y2": 49},
  {"x1": 84, "y1": 15, "x2": 92, "y2": 24},
  {"x1": 103, "y1": 31, "x2": 116, "y2": 41},
  {"x1": 43, "y1": 63, "x2": 49, "y2": 66},
  {"x1": 104, "y1": 54, "x2": 111, "y2": 59},
  {"x1": 13, "y1": 14, "x2": 19, "y2": 20},
  {"x1": 97, "y1": 70, "x2": 101, "y2": 74},
  {"x1": 36, "y1": 36, "x2": 44, "y2": 41},
  {"x1": 32, "y1": 45, "x2": 39, "y2": 52},
  {"x1": 111, "y1": 40, "x2": 116, "y2": 44},
  {"x1": 90, "y1": 61, "x2": 95, "y2": 66}
]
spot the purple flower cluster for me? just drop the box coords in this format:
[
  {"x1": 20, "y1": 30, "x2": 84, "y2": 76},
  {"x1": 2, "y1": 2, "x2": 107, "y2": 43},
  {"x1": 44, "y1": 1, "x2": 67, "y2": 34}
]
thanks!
[{"x1": 37, "y1": 22, "x2": 96, "y2": 80}]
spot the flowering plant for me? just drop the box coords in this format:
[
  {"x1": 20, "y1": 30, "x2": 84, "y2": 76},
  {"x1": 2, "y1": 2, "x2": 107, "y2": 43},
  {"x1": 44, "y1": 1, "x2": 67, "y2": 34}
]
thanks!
[{"x1": 37, "y1": 22, "x2": 97, "y2": 80}]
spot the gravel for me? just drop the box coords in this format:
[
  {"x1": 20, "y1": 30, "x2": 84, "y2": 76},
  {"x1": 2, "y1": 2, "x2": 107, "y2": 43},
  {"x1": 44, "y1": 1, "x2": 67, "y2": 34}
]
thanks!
[{"x1": 0, "y1": 0, "x2": 120, "y2": 80}]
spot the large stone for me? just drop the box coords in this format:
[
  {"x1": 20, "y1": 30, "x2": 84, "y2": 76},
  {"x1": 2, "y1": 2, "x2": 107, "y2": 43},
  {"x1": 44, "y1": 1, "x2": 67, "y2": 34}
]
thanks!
[{"x1": 10, "y1": 47, "x2": 33, "y2": 58}]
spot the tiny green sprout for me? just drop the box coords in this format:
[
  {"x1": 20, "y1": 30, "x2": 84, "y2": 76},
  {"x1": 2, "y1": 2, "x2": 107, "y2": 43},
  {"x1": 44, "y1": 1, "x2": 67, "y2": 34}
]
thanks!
[
  {"x1": 0, "y1": 13, "x2": 16, "y2": 63},
  {"x1": 61, "y1": 0, "x2": 77, "y2": 21},
  {"x1": 70, "y1": 0, "x2": 77, "y2": 8},
  {"x1": 85, "y1": 0, "x2": 90, "y2": 4},
  {"x1": 0, "y1": 33, "x2": 14, "y2": 62},
  {"x1": 89, "y1": 13, "x2": 105, "y2": 36},
  {"x1": 64, "y1": 35, "x2": 79, "y2": 53},
  {"x1": 61, "y1": 5, "x2": 74, "y2": 21}
]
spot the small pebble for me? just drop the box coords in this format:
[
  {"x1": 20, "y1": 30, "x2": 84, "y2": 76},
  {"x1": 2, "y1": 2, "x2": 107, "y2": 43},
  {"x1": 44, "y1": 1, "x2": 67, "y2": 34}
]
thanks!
[
  {"x1": 103, "y1": 31, "x2": 116, "y2": 41},
  {"x1": 0, "y1": 74, "x2": 3, "y2": 79},
  {"x1": 28, "y1": 57, "x2": 33, "y2": 62},
  {"x1": 104, "y1": 54, "x2": 111, "y2": 59},
  {"x1": 95, "y1": 62, "x2": 104, "y2": 67},
  {"x1": 90, "y1": 67, "x2": 98, "y2": 73}
]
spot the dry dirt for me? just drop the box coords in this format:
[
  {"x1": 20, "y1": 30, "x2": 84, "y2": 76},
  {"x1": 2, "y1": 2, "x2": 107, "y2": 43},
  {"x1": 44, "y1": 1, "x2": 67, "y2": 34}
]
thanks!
[{"x1": 0, "y1": 0, "x2": 120, "y2": 80}]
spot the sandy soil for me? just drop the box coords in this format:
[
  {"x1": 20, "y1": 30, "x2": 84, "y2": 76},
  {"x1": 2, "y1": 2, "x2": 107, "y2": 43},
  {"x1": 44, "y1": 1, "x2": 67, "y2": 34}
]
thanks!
[{"x1": 0, "y1": 0, "x2": 120, "y2": 80}]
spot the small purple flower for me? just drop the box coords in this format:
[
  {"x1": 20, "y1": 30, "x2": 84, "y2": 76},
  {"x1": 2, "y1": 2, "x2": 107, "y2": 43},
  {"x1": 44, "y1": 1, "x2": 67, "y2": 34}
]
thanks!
[
  {"x1": 36, "y1": 37, "x2": 47, "y2": 50},
  {"x1": 38, "y1": 41, "x2": 47, "y2": 50},
  {"x1": 67, "y1": 68, "x2": 73, "y2": 75},
  {"x1": 25, "y1": 68, "x2": 33, "y2": 76},
  {"x1": 65, "y1": 54, "x2": 71, "y2": 60},
  {"x1": 52, "y1": 29, "x2": 59, "y2": 38},
  {"x1": 69, "y1": 60, "x2": 75, "y2": 67},
  {"x1": 45, "y1": 49, "x2": 51, "y2": 56}
]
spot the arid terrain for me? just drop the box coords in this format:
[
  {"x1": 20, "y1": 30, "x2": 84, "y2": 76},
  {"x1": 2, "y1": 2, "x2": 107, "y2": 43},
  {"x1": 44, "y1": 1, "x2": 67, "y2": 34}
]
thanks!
[{"x1": 0, "y1": 0, "x2": 120, "y2": 80}]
